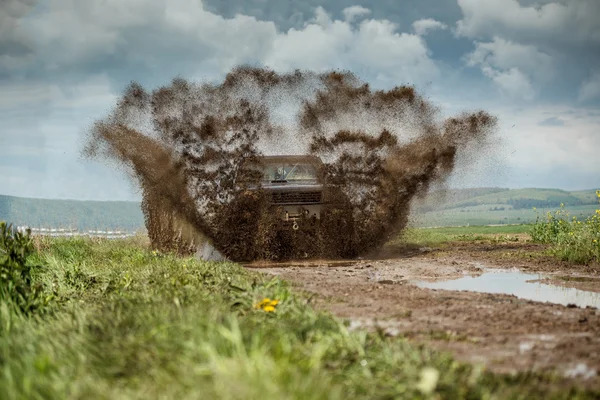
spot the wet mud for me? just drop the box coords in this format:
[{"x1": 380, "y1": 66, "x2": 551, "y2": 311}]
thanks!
[
  {"x1": 83, "y1": 67, "x2": 497, "y2": 261},
  {"x1": 257, "y1": 241, "x2": 600, "y2": 388}
]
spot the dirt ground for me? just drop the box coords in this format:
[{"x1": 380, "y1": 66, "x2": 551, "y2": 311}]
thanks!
[{"x1": 246, "y1": 240, "x2": 600, "y2": 388}]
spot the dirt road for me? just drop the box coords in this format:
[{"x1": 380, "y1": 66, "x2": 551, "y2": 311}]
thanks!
[{"x1": 248, "y1": 240, "x2": 600, "y2": 387}]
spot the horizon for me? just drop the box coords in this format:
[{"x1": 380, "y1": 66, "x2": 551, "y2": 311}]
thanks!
[
  {"x1": 2, "y1": 0, "x2": 599, "y2": 201},
  {"x1": 2, "y1": 185, "x2": 600, "y2": 203}
]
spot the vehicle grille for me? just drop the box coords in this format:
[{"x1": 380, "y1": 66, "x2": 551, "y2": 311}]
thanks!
[{"x1": 271, "y1": 191, "x2": 322, "y2": 204}]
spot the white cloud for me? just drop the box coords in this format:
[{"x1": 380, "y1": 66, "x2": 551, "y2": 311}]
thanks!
[
  {"x1": 1, "y1": 0, "x2": 597, "y2": 199},
  {"x1": 0, "y1": 74, "x2": 116, "y2": 111},
  {"x1": 342, "y1": 5, "x2": 371, "y2": 22},
  {"x1": 18, "y1": 1, "x2": 438, "y2": 88},
  {"x1": 465, "y1": 37, "x2": 554, "y2": 81},
  {"x1": 20, "y1": 0, "x2": 277, "y2": 77},
  {"x1": 267, "y1": 12, "x2": 439, "y2": 86},
  {"x1": 482, "y1": 66, "x2": 535, "y2": 100},
  {"x1": 412, "y1": 18, "x2": 447, "y2": 36},
  {"x1": 0, "y1": 72, "x2": 121, "y2": 202},
  {"x1": 430, "y1": 90, "x2": 600, "y2": 190},
  {"x1": 0, "y1": 80, "x2": 62, "y2": 109},
  {"x1": 500, "y1": 106, "x2": 600, "y2": 174},
  {"x1": 0, "y1": 0, "x2": 37, "y2": 72},
  {"x1": 0, "y1": 1, "x2": 443, "y2": 201},
  {"x1": 464, "y1": 37, "x2": 554, "y2": 100},
  {"x1": 578, "y1": 71, "x2": 600, "y2": 102},
  {"x1": 442, "y1": 103, "x2": 600, "y2": 190},
  {"x1": 456, "y1": 1, "x2": 600, "y2": 104},
  {"x1": 456, "y1": 0, "x2": 600, "y2": 43}
]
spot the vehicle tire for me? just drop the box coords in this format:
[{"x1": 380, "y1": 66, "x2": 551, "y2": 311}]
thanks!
[{"x1": 320, "y1": 187, "x2": 357, "y2": 259}]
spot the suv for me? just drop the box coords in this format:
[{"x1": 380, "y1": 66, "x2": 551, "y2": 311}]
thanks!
[
  {"x1": 235, "y1": 154, "x2": 355, "y2": 259},
  {"x1": 258, "y1": 155, "x2": 324, "y2": 230}
]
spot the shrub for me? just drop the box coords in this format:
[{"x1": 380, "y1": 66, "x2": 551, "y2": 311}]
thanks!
[
  {"x1": 530, "y1": 191, "x2": 600, "y2": 264},
  {"x1": 0, "y1": 221, "x2": 47, "y2": 314}
]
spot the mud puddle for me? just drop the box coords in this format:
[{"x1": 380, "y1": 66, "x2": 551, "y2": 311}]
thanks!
[
  {"x1": 244, "y1": 259, "x2": 365, "y2": 269},
  {"x1": 256, "y1": 250, "x2": 600, "y2": 385},
  {"x1": 412, "y1": 269, "x2": 600, "y2": 309}
]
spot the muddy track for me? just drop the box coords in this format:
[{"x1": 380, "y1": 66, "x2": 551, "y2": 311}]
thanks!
[{"x1": 249, "y1": 241, "x2": 600, "y2": 388}]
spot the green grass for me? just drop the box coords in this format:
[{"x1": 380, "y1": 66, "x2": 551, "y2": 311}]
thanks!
[
  {"x1": 414, "y1": 188, "x2": 600, "y2": 214},
  {"x1": 413, "y1": 225, "x2": 531, "y2": 236},
  {"x1": 411, "y1": 204, "x2": 600, "y2": 228},
  {"x1": 394, "y1": 225, "x2": 530, "y2": 247},
  {"x1": 1, "y1": 237, "x2": 596, "y2": 399},
  {"x1": 455, "y1": 188, "x2": 584, "y2": 206}
]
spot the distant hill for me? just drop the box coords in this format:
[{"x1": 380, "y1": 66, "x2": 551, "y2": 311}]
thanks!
[
  {"x1": 1, "y1": 187, "x2": 598, "y2": 230},
  {"x1": 411, "y1": 187, "x2": 600, "y2": 227},
  {"x1": 0, "y1": 194, "x2": 144, "y2": 231},
  {"x1": 413, "y1": 187, "x2": 600, "y2": 212}
]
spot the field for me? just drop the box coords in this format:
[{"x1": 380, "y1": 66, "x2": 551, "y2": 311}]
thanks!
[
  {"x1": 413, "y1": 188, "x2": 600, "y2": 210},
  {"x1": 2, "y1": 219, "x2": 600, "y2": 398},
  {"x1": 392, "y1": 224, "x2": 530, "y2": 247},
  {"x1": 4, "y1": 235, "x2": 595, "y2": 399},
  {"x1": 410, "y1": 205, "x2": 600, "y2": 228},
  {"x1": 2, "y1": 194, "x2": 600, "y2": 398}
]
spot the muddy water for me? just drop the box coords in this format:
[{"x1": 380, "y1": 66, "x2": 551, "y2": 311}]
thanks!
[
  {"x1": 83, "y1": 67, "x2": 498, "y2": 261},
  {"x1": 413, "y1": 269, "x2": 600, "y2": 309},
  {"x1": 244, "y1": 260, "x2": 362, "y2": 269}
]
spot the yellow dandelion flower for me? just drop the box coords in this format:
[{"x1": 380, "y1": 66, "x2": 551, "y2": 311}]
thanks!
[
  {"x1": 254, "y1": 298, "x2": 280, "y2": 312},
  {"x1": 254, "y1": 298, "x2": 271, "y2": 309}
]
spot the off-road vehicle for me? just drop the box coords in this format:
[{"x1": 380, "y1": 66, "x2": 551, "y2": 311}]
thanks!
[
  {"x1": 251, "y1": 154, "x2": 356, "y2": 259},
  {"x1": 258, "y1": 155, "x2": 325, "y2": 231}
]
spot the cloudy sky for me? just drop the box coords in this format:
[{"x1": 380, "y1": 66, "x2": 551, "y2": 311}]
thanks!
[{"x1": 1, "y1": 0, "x2": 599, "y2": 201}]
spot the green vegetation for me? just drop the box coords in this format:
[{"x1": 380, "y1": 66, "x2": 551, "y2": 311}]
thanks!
[
  {"x1": 1, "y1": 235, "x2": 595, "y2": 399},
  {"x1": 397, "y1": 225, "x2": 529, "y2": 247},
  {"x1": 0, "y1": 222, "x2": 48, "y2": 314},
  {"x1": 530, "y1": 192, "x2": 600, "y2": 264},
  {"x1": 412, "y1": 204, "x2": 599, "y2": 228},
  {"x1": 412, "y1": 225, "x2": 531, "y2": 236},
  {"x1": 412, "y1": 188, "x2": 600, "y2": 227},
  {"x1": 419, "y1": 188, "x2": 600, "y2": 210}
]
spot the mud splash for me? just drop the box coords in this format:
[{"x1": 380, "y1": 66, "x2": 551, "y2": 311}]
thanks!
[{"x1": 83, "y1": 67, "x2": 497, "y2": 261}]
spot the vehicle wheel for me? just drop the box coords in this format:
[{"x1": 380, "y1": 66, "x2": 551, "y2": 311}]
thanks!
[{"x1": 320, "y1": 202, "x2": 356, "y2": 259}]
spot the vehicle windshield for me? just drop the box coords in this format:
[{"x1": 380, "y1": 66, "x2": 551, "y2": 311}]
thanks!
[{"x1": 263, "y1": 163, "x2": 318, "y2": 182}]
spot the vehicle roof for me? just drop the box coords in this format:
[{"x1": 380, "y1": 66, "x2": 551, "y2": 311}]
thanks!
[{"x1": 259, "y1": 155, "x2": 323, "y2": 166}]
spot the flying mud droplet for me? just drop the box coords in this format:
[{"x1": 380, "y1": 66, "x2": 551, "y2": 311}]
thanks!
[{"x1": 82, "y1": 66, "x2": 498, "y2": 261}]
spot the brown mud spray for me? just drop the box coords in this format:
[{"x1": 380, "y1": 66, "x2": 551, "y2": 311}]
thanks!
[{"x1": 83, "y1": 67, "x2": 498, "y2": 261}]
